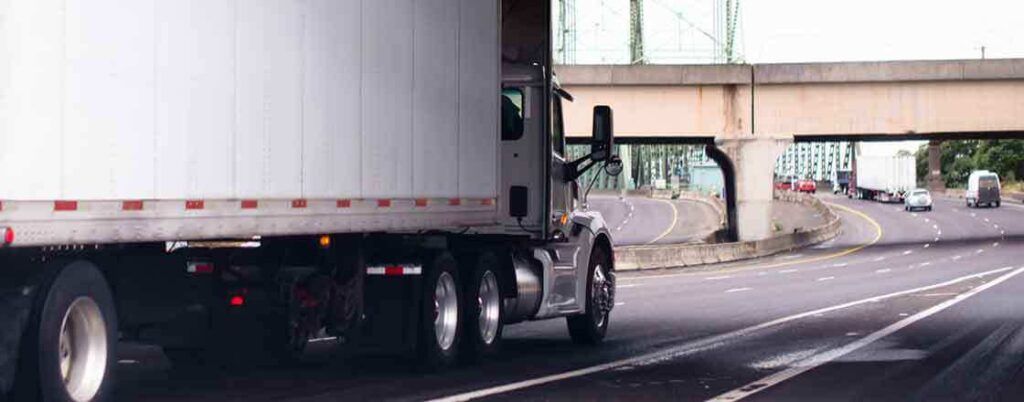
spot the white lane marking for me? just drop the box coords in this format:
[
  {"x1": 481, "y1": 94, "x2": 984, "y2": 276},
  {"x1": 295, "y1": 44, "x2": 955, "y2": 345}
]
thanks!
[
  {"x1": 923, "y1": 244, "x2": 930, "y2": 249},
  {"x1": 953, "y1": 255, "x2": 962, "y2": 260},
  {"x1": 778, "y1": 269, "x2": 799, "y2": 274},
  {"x1": 932, "y1": 224, "x2": 938, "y2": 229},
  {"x1": 780, "y1": 254, "x2": 805, "y2": 260},
  {"x1": 934, "y1": 237, "x2": 940, "y2": 242},
  {"x1": 971, "y1": 213, "x2": 977, "y2": 217},
  {"x1": 726, "y1": 287, "x2": 752, "y2": 293},
  {"x1": 993, "y1": 224, "x2": 999, "y2": 229},
  {"x1": 832, "y1": 263, "x2": 848, "y2": 268},
  {"x1": 902, "y1": 250, "x2": 913, "y2": 256},
  {"x1": 937, "y1": 230, "x2": 942, "y2": 236},
  {"x1": 872, "y1": 257, "x2": 886, "y2": 262},
  {"x1": 911, "y1": 213, "x2": 918, "y2": 217},
  {"x1": 705, "y1": 275, "x2": 733, "y2": 281},
  {"x1": 429, "y1": 267, "x2": 1019, "y2": 402},
  {"x1": 1001, "y1": 230, "x2": 1006, "y2": 235},
  {"x1": 618, "y1": 284, "x2": 640, "y2": 289},
  {"x1": 984, "y1": 218, "x2": 990, "y2": 222},
  {"x1": 646, "y1": 199, "x2": 679, "y2": 245},
  {"x1": 923, "y1": 218, "x2": 930, "y2": 222},
  {"x1": 993, "y1": 242, "x2": 1000, "y2": 247},
  {"x1": 817, "y1": 276, "x2": 835, "y2": 282},
  {"x1": 875, "y1": 268, "x2": 892, "y2": 274},
  {"x1": 976, "y1": 249, "x2": 985, "y2": 254},
  {"x1": 919, "y1": 262, "x2": 932, "y2": 267},
  {"x1": 707, "y1": 267, "x2": 1024, "y2": 402},
  {"x1": 921, "y1": 292, "x2": 959, "y2": 297},
  {"x1": 615, "y1": 302, "x2": 626, "y2": 306}
]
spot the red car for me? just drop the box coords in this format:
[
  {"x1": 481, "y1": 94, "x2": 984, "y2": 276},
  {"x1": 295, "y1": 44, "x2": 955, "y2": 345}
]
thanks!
[
  {"x1": 796, "y1": 180, "x2": 817, "y2": 193},
  {"x1": 774, "y1": 181, "x2": 793, "y2": 191}
]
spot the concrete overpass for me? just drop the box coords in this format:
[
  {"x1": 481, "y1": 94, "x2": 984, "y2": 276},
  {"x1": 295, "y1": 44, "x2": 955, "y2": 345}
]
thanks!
[{"x1": 557, "y1": 59, "x2": 1024, "y2": 241}]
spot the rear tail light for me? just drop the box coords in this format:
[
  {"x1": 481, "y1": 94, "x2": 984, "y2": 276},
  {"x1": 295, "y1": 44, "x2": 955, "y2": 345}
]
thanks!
[
  {"x1": 229, "y1": 295, "x2": 245, "y2": 306},
  {"x1": 1, "y1": 227, "x2": 13, "y2": 246},
  {"x1": 186, "y1": 261, "x2": 214, "y2": 274}
]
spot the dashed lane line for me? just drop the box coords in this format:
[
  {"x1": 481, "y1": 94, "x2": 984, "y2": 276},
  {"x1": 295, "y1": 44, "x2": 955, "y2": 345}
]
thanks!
[
  {"x1": 707, "y1": 267, "x2": 1024, "y2": 402},
  {"x1": 429, "y1": 267, "x2": 1020, "y2": 402}
]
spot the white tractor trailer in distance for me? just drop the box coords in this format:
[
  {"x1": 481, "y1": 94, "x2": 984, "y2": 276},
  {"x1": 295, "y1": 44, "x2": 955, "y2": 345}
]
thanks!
[{"x1": 0, "y1": 1, "x2": 619, "y2": 400}]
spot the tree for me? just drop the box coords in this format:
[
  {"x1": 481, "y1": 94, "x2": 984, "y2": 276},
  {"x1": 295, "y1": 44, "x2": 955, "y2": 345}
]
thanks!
[{"x1": 914, "y1": 139, "x2": 1024, "y2": 188}]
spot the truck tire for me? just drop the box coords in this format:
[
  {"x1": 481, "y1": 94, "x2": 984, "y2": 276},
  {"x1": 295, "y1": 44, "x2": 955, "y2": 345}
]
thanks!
[
  {"x1": 16, "y1": 262, "x2": 117, "y2": 402},
  {"x1": 418, "y1": 253, "x2": 461, "y2": 369},
  {"x1": 462, "y1": 254, "x2": 504, "y2": 360},
  {"x1": 567, "y1": 246, "x2": 612, "y2": 345}
]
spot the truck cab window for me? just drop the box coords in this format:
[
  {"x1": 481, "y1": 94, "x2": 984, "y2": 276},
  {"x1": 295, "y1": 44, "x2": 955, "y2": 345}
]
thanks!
[
  {"x1": 551, "y1": 95, "x2": 566, "y2": 157},
  {"x1": 502, "y1": 88, "x2": 524, "y2": 141}
]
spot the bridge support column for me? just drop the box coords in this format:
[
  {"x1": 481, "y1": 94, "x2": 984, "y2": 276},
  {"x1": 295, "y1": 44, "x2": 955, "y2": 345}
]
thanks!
[
  {"x1": 926, "y1": 140, "x2": 946, "y2": 192},
  {"x1": 713, "y1": 137, "x2": 792, "y2": 242}
]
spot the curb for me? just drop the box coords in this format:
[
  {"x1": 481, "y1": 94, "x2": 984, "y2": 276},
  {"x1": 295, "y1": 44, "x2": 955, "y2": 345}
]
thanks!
[{"x1": 613, "y1": 193, "x2": 841, "y2": 271}]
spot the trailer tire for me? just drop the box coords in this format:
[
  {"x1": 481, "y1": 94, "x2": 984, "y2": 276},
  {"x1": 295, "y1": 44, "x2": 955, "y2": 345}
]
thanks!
[
  {"x1": 567, "y1": 246, "x2": 612, "y2": 345},
  {"x1": 16, "y1": 262, "x2": 116, "y2": 402},
  {"x1": 418, "y1": 253, "x2": 461, "y2": 370},
  {"x1": 462, "y1": 254, "x2": 504, "y2": 360}
]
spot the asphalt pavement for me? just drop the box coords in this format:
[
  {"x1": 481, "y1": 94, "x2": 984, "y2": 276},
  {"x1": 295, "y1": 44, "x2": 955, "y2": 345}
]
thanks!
[
  {"x1": 588, "y1": 195, "x2": 721, "y2": 245},
  {"x1": 115, "y1": 195, "x2": 1024, "y2": 401}
]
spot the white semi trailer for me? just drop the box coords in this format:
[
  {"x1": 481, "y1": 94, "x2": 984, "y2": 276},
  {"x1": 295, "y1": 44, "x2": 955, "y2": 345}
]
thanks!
[
  {"x1": 0, "y1": 1, "x2": 620, "y2": 400},
  {"x1": 849, "y1": 143, "x2": 917, "y2": 203}
]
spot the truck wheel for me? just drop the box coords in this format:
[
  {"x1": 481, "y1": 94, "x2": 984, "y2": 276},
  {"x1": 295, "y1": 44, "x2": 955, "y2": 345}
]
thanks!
[
  {"x1": 567, "y1": 246, "x2": 613, "y2": 345},
  {"x1": 17, "y1": 262, "x2": 116, "y2": 402},
  {"x1": 995, "y1": 201, "x2": 1001, "y2": 208},
  {"x1": 462, "y1": 254, "x2": 504, "y2": 360},
  {"x1": 418, "y1": 253, "x2": 461, "y2": 369}
]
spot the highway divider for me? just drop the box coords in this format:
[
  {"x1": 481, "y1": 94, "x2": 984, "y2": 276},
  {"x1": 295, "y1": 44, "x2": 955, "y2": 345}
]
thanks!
[{"x1": 614, "y1": 192, "x2": 841, "y2": 271}]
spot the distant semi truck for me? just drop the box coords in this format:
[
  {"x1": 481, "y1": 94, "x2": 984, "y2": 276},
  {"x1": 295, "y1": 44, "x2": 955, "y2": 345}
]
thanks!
[
  {"x1": 849, "y1": 144, "x2": 917, "y2": 203},
  {"x1": 0, "y1": 1, "x2": 621, "y2": 400}
]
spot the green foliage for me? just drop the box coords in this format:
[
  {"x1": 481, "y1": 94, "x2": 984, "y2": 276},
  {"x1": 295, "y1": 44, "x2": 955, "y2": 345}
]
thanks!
[{"x1": 914, "y1": 139, "x2": 1024, "y2": 188}]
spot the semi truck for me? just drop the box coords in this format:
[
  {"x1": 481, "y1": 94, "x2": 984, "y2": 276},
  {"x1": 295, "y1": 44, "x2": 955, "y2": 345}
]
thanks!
[
  {"x1": 0, "y1": 1, "x2": 621, "y2": 400},
  {"x1": 848, "y1": 143, "x2": 917, "y2": 203}
]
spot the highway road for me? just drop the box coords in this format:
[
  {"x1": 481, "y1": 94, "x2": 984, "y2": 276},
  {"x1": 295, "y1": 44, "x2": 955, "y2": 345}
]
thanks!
[
  {"x1": 589, "y1": 194, "x2": 825, "y2": 245},
  {"x1": 588, "y1": 195, "x2": 721, "y2": 245},
  {"x1": 116, "y1": 195, "x2": 1024, "y2": 401}
]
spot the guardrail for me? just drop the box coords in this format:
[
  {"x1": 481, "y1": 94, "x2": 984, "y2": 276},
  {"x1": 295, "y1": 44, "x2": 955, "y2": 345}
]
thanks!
[{"x1": 614, "y1": 192, "x2": 841, "y2": 271}]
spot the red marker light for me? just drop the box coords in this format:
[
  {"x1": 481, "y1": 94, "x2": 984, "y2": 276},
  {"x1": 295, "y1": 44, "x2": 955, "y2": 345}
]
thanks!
[
  {"x1": 2, "y1": 228, "x2": 13, "y2": 245},
  {"x1": 229, "y1": 295, "x2": 245, "y2": 307}
]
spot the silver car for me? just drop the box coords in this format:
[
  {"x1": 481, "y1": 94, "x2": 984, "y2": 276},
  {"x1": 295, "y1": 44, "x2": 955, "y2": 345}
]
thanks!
[{"x1": 904, "y1": 189, "x2": 933, "y2": 211}]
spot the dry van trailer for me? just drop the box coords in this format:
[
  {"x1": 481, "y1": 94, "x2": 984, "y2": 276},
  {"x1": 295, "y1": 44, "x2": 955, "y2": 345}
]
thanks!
[{"x1": 0, "y1": 0, "x2": 619, "y2": 400}]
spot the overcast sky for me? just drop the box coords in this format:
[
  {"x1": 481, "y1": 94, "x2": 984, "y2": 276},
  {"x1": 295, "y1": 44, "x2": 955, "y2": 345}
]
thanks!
[
  {"x1": 744, "y1": 0, "x2": 1024, "y2": 63},
  {"x1": 564, "y1": 0, "x2": 1024, "y2": 64}
]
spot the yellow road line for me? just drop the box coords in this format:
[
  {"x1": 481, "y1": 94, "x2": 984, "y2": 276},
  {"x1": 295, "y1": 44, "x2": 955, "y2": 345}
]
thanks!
[
  {"x1": 647, "y1": 198, "x2": 679, "y2": 244},
  {"x1": 624, "y1": 201, "x2": 883, "y2": 280}
]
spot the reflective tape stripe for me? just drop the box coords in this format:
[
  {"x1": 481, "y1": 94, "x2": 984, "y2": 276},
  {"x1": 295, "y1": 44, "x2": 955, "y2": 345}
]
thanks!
[
  {"x1": 122, "y1": 200, "x2": 144, "y2": 211},
  {"x1": 54, "y1": 201, "x2": 78, "y2": 211},
  {"x1": 367, "y1": 265, "x2": 422, "y2": 276}
]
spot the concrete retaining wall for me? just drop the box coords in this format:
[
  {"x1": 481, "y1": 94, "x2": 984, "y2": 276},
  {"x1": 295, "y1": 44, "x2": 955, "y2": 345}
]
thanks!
[{"x1": 614, "y1": 193, "x2": 840, "y2": 271}]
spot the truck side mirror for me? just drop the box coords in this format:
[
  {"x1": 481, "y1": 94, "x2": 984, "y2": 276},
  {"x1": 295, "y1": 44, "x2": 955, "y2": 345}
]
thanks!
[{"x1": 590, "y1": 106, "x2": 613, "y2": 162}]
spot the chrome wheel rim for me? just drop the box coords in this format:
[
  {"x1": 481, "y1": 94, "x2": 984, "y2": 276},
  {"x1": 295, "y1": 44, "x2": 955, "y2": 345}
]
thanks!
[
  {"x1": 433, "y1": 272, "x2": 459, "y2": 351},
  {"x1": 592, "y1": 265, "x2": 612, "y2": 327},
  {"x1": 59, "y1": 297, "x2": 107, "y2": 402},
  {"x1": 477, "y1": 271, "x2": 501, "y2": 345}
]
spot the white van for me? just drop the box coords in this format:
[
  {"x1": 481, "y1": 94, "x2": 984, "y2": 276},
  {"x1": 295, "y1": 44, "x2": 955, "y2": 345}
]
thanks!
[{"x1": 966, "y1": 170, "x2": 1001, "y2": 208}]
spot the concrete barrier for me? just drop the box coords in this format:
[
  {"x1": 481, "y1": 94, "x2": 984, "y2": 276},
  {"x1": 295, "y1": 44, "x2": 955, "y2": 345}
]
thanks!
[{"x1": 614, "y1": 192, "x2": 841, "y2": 271}]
